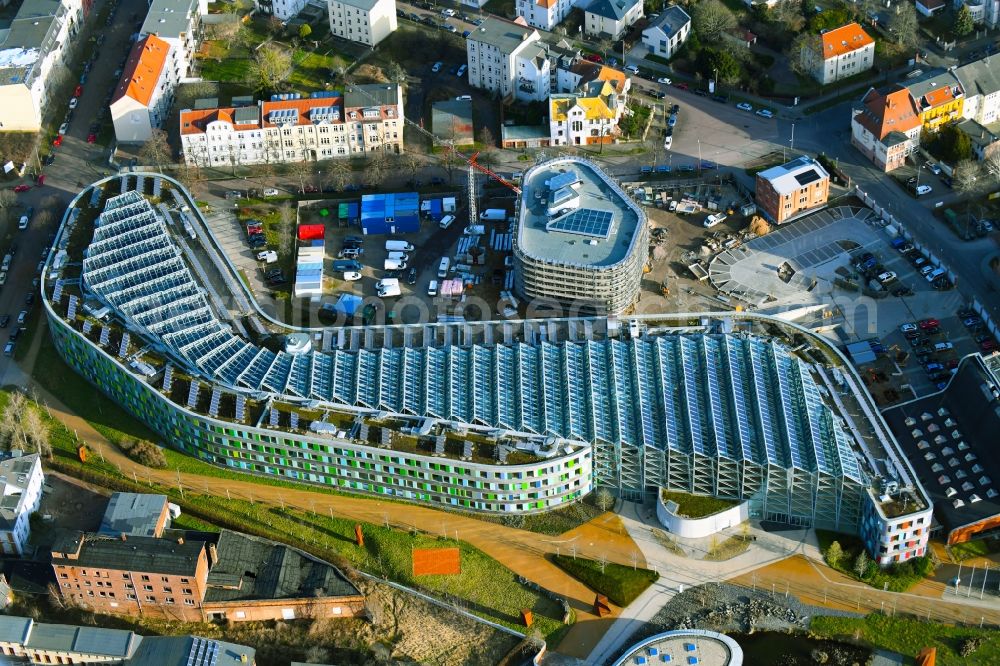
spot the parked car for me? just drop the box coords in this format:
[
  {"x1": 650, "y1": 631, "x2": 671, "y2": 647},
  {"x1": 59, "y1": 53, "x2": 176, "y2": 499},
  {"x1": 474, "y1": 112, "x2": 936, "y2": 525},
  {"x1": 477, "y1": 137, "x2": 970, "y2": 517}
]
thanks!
[
  {"x1": 58, "y1": 123, "x2": 68, "y2": 135},
  {"x1": 964, "y1": 316, "x2": 983, "y2": 327},
  {"x1": 456, "y1": 64, "x2": 467, "y2": 77},
  {"x1": 583, "y1": 53, "x2": 602, "y2": 63},
  {"x1": 13, "y1": 185, "x2": 30, "y2": 193},
  {"x1": 926, "y1": 162, "x2": 942, "y2": 175},
  {"x1": 674, "y1": 82, "x2": 688, "y2": 90},
  {"x1": 756, "y1": 109, "x2": 774, "y2": 118},
  {"x1": 877, "y1": 271, "x2": 897, "y2": 283},
  {"x1": 261, "y1": 188, "x2": 279, "y2": 197},
  {"x1": 915, "y1": 184, "x2": 932, "y2": 196},
  {"x1": 431, "y1": 61, "x2": 443, "y2": 72},
  {"x1": 736, "y1": 102, "x2": 753, "y2": 112},
  {"x1": 657, "y1": 77, "x2": 671, "y2": 84},
  {"x1": 900, "y1": 323, "x2": 918, "y2": 333},
  {"x1": 342, "y1": 271, "x2": 362, "y2": 281},
  {"x1": 919, "y1": 318, "x2": 940, "y2": 330},
  {"x1": 68, "y1": 97, "x2": 78, "y2": 110}
]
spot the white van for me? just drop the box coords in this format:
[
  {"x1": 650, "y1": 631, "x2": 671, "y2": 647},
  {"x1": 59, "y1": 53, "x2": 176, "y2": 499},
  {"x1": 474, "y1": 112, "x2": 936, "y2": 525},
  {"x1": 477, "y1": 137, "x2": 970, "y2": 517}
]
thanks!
[
  {"x1": 439, "y1": 214, "x2": 456, "y2": 229},
  {"x1": 384, "y1": 258, "x2": 407, "y2": 270},
  {"x1": 376, "y1": 278, "x2": 401, "y2": 297},
  {"x1": 437, "y1": 257, "x2": 450, "y2": 278},
  {"x1": 934, "y1": 342, "x2": 954, "y2": 352},
  {"x1": 387, "y1": 251, "x2": 410, "y2": 262},
  {"x1": 385, "y1": 240, "x2": 414, "y2": 252},
  {"x1": 480, "y1": 209, "x2": 506, "y2": 222},
  {"x1": 427, "y1": 280, "x2": 439, "y2": 297}
]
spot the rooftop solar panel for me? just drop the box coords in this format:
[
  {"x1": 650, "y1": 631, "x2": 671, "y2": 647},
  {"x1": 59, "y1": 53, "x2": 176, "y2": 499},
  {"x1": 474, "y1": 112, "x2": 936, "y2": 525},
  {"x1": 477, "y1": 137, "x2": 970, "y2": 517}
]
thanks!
[
  {"x1": 546, "y1": 208, "x2": 614, "y2": 239},
  {"x1": 793, "y1": 169, "x2": 821, "y2": 187}
]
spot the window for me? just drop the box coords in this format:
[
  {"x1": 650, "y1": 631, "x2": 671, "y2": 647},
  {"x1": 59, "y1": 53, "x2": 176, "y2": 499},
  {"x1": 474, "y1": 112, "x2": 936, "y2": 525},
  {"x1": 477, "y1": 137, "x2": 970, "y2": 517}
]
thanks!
[
  {"x1": 183, "y1": 588, "x2": 193, "y2": 595},
  {"x1": 140, "y1": 575, "x2": 150, "y2": 582},
  {"x1": 165, "y1": 597, "x2": 175, "y2": 604},
  {"x1": 161, "y1": 577, "x2": 169, "y2": 583},
  {"x1": 146, "y1": 596, "x2": 157, "y2": 603},
  {"x1": 143, "y1": 585, "x2": 153, "y2": 592},
  {"x1": 184, "y1": 599, "x2": 195, "y2": 606}
]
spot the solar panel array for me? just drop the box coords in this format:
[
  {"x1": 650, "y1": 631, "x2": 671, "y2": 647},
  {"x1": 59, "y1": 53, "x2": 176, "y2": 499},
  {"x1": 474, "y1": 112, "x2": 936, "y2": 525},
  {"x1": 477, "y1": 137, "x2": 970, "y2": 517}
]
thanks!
[
  {"x1": 82, "y1": 190, "x2": 860, "y2": 479},
  {"x1": 187, "y1": 637, "x2": 220, "y2": 666},
  {"x1": 309, "y1": 105, "x2": 340, "y2": 123},
  {"x1": 269, "y1": 108, "x2": 298, "y2": 125},
  {"x1": 546, "y1": 208, "x2": 614, "y2": 239}
]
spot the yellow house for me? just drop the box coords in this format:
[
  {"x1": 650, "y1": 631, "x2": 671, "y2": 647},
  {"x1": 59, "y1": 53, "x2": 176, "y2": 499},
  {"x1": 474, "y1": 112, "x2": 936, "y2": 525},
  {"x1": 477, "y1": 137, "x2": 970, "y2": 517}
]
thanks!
[
  {"x1": 905, "y1": 70, "x2": 964, "y2": 131},
  {"x1": 549, "y1": 73, "x2": 629, "y2": 147}
]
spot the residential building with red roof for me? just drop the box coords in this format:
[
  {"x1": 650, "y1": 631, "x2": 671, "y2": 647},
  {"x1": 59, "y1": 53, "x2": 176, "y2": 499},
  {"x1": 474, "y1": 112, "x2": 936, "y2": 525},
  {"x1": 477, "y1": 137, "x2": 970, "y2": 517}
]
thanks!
[
  {"x1": 110, "y1": 35, "x2": 175, "y2": 144},
  {"x1": 851, "y1": 85, "x2": 922, "y2": 172},
  {"x1": 801, "y1": 22, "x2": 875, "y2": 85},
  {"x1": 180, "y1": 84, "x2": 403, "y2": 168}
]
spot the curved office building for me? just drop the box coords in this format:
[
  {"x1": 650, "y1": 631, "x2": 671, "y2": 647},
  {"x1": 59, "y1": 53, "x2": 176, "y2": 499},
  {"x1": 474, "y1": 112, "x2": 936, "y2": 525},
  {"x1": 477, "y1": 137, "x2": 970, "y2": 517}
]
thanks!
[
  {"x1": 42, "y1": 176, "x2": 930, "y2": 556},
  {"x1": 513, "y1": 157, "x2": 647, "y2": 315}
]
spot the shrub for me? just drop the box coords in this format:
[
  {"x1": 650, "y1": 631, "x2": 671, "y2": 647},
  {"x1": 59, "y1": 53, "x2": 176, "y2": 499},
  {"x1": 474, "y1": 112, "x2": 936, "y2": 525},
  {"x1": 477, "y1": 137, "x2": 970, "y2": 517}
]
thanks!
[
  {"x1": 960, "y1": 637, "x2": 983, "y2": 657},
  {"x1": 118, "y1": 438, "x2": 167, "y2": 468},
  {"x1": 551, "y1": 554, "x2": 658, "y2": 607}
]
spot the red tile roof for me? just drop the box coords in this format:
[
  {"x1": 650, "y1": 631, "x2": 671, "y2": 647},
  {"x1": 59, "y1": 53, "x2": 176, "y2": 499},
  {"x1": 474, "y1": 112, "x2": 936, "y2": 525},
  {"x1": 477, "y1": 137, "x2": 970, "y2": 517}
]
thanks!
[
  {"x1": 820, "y1": 22, "x2": 874, "y2": 60},
  {"x1": 111, "y1": 35, "x2": 170, "y2": 107},
  {"x1": 179, "y1": 107, "x2": 245, "y2": 136},
  {"x1": 856, "y1": 86, "x2": 921, "y2": 141}
]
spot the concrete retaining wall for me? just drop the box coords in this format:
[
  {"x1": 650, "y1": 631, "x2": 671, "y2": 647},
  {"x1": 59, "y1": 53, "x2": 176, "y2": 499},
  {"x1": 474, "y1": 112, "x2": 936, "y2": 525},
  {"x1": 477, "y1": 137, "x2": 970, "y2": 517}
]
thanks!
[{"x1": 656, "y1": 493, "x2": 749, "y2": 538}]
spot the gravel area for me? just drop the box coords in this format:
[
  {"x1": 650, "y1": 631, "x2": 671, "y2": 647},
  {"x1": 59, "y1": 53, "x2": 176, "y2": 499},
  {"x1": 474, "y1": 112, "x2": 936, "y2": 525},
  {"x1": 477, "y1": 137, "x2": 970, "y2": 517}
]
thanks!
[{"x1": 607, "y1": 582, "x2": 863, "y2": 665}]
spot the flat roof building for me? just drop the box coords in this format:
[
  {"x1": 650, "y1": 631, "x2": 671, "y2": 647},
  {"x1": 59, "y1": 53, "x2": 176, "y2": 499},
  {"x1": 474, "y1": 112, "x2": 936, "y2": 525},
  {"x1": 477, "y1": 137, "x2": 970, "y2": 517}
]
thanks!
[
  {"x1": 432, "y1": 99, "x2": 474, "y2": 146},
  {"x1": 612, "y1": 629, "x2": 743, "y2": 666},
  {"x1": 98, "y1": 492, "x2": 170, "y2": 538},
  {"x1": 514, "y1": 157, "x2": 646, "y2": 313},
  {"x1": 0, "y1": 615, "x2": 142, "y2": 664},
  {"x1": 0, "y1": 451, "x2": 44, "y2": 557},
  {"x1": 755, "y1": 156, "x2": 830, "y2": 224}
]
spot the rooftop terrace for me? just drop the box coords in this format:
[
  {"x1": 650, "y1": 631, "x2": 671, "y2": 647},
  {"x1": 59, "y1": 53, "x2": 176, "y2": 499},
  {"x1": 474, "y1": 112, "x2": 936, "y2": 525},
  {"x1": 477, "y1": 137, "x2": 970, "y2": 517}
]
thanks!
[{"x1": 516, "y1": 158, "x2": 643, "y2": 269}]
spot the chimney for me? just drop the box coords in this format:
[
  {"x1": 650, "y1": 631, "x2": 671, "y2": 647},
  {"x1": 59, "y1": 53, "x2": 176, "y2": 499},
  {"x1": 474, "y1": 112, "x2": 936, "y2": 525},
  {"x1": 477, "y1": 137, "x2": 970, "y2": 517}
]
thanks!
[
  {"x1": 120, "y1": 533, "x2": 127, "y2": 541},
  {"x1": 208, "y1": 543, "x2": 218, "y2": 568},
  {"x1": 177, "y1": 537, "x2": 184, "y2": 545}
]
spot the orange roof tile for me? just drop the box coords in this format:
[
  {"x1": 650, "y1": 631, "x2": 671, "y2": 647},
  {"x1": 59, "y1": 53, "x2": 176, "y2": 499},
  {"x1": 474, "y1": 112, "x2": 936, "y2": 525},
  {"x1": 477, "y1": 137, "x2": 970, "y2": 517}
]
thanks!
[
  {"x1": 111, "y1": 35, "x2": 170, "y2": 107},
  {"x1": 920, "y1": 85, "x2": 956, "y2": 108},
  {"x1": 179, "y1": 108, "x2": 244, "y2": 135},
  {"x1": 820, "y1": 22, "x2": 874, "y2": 60},
  {"x1": 536, "y1": 0, "x2": 557, "y2": 7},
  {"x1": 857, "y1": 86, "x2": 921, "y2": 141}
]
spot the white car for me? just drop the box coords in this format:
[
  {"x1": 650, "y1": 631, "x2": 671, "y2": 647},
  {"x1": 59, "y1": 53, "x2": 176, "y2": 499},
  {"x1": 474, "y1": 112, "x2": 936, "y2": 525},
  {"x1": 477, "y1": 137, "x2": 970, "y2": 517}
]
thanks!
[
  {"x1": 915, "y1": 184, "x2": 932, "y2": 196},
  {"x1": 441, "y1": 8, "x2": 456, "y2": 16},
  {"x1": 877, "y1": 271, "x2": 897, "y2": 283},
  {"x1": 926, "y1": 163, "x2": 942, "y2": 175},
  {"x1": 900, "y1": 323, "x2": 918, "y2": 333},
  {"x1": 58, "y1": 123, "x2": 69, "y2": 135},
  {"x1": 663, "y1": 135, "x2": 672, "y2": 149},
  {"x1": 455, "y1": 94, "x2": 472, "y2": 101},
  {"x1": 343, "y1": 271, "x2": 362, "y2": 281},
  {"x1": 703, "y1": 213, "x2": 727, "y2": 228},
  {"x1": 755, "y1": 109, "x2": 774, "y2": 118},
  {"x1": 262, "y1": 188, "x2": 279, "y2": 197},
  {"x1": 456, "y1": 64, "x2": 467, "y2": 77},
  {"x1": 657, "y1": 77, "x2": 671, "y2": 84},
  {"x1": 69, "y1": 97, "x2": 79, "y2": 110},
  {"x1": 736, "y1": 102, "x2": 753, "y2": 112},
  {"x1": 431, "y1": 62, "x2": 443, "y2": 73},
  {"x1": 919, "y1": 265, "x2": 935, "y2": 275},
  {"x1": 624, "y1": 65, "x2": 640, "y2": 74}
]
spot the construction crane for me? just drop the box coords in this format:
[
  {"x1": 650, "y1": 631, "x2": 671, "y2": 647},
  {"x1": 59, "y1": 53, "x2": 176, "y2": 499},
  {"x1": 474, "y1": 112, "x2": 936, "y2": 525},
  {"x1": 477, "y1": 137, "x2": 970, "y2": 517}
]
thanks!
[{"x1": 346, "y1": 83, "x2": 522, "y2": 226}]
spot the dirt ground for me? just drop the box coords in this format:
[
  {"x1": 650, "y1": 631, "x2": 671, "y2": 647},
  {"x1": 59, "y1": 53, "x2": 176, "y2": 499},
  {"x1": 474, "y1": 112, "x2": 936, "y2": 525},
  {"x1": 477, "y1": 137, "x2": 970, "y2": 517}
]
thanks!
[{"x1": 728, "y1": 555, "x2": 1000, "y2": 627}]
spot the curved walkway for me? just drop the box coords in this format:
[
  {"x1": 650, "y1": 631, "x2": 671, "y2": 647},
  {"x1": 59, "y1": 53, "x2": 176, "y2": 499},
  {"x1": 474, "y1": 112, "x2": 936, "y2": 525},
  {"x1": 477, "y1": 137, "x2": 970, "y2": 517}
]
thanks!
[{"x1": 16, "y1": 319, "x2": 635, "y2": 658}]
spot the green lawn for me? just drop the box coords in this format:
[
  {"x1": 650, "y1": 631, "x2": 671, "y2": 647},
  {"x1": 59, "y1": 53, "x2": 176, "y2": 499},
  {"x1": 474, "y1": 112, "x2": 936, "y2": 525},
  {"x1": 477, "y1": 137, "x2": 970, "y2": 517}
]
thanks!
[
  {"x1": 461, "y1": 492, "x2": 606, "y2": 536},
  {"x1": 811, "y1": 615, "x2": 999, "y2": 665},
  {"x1": 287, "y1": 50, "x2": 346, "y2": 92},
  {"x1": 948, "y1": 538, "x2": 997, "y2": 561},
  {"x1": 660, "y1": 490, "x2": 735, "y2": 518},
  {"x1": 198, "y1": 56, "x2": 252, "y2": 84},
  {"x1": 551, "y1": 554, "x2": 658, "y2": 607}
]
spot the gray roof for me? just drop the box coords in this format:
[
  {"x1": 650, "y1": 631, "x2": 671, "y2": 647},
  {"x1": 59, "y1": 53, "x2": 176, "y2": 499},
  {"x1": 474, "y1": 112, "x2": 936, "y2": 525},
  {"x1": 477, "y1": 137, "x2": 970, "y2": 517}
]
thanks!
[
  {"x1": 333, "y1": 0, "x2": 381, "y2": 9},
  {"x1": 99, "y1": 493, "x2": 168, "y2": 538},
  {"x1": 344, "y1": 83, "x2": 399, "y2": 109},
  {"x1": 501, "y1": 124, "x2": 549, "y2": 141},
  {"x1": 51, "y1": 533, "x2": 207, "y2": 577},
  {"x1": 141, "y1": 0, "x2": 199, "y2": 41},
  {"x1": 204, "y1": 530, "x2": 361, "y2": 603},
  {"x1": 468, "y1": 17, "x2": 536, "y2": 53},
  {"x1": 586, "y1": 0, "x2": 642, "y2": 21},
  {"x1": 431, "y1": 100, "x2": 474, "y2": 142},
  {"x1": 0, "y1": 0, "x2": 65, "y2": 87},
  {"x1": 955, "y1": 56, "x2": 1000, "y2": 98},
  {"x1": 644, "y1": 5, "x2": 690, "y2": 38},
  {"x1": 904, "y1": 68, "x2": 963, "y2": 104},
  {"x1": 956, "y1": 118, "x2": 1000, "y2": 150},
  {"x1": 26, "y1": 623, "x2": 141, "y2": 658},
  {"x1": 126, "y1": 636, "x2": 255, "y2": 666},
  {"x1": 517, "y1": 158, "x2": 645, "y2": 269},
  {"x1": 0, "y1": 452, "x2": 41, "y2": 529},
  {"x1": 0, "y1": 616, "x2": 31, "y2": 644}
]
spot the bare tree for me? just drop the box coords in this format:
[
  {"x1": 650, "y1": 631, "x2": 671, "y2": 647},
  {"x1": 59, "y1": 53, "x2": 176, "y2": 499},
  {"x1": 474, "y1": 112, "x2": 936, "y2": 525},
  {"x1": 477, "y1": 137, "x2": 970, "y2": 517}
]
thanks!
[
  {"x1": 0, "y1": 189, "x2": 16, "y2": 227},
  {"x1": 440, "y1": 148, "x2": 461, "y2": 185},
  {"x1": 476, "y1": 126, "x2": 496, "y2": 149},
  {"x1": 22, "y1": 407, "x2": 51, "y2": 458},
  {"x1": 954, "y1": 159, "x2": 986, "y2": 199},
  {"x1": 321, "y1": 159, "x2": 352, "y2": 192},
  {"x1": 247, "y1": 44, "x2": 292, "y2": 92},
  {"x1": 692, "y1": 0, "x2": 737, "y2": 41},
  {"x1": 593, "y1": 487, "x2": 615, "y2": 512},
  {"x1": 386, "y1": 61, "x2": 407, "y2": 87},
  {"x1": 139, "y1": 129, "x2": 172, "y2": 171},
  {"x1": 398, "y1": 152, "x2": 422, "y2": 186},
  {"x1": 984, "y1": 149, "x2": 1000, "y2": 188},
  {"x1": 0, "y1": 392, "x2": 28, "y2": 451},
  {"x1": 788, "y1": 33, "x2": 817, "y2": 77},
  {"x1": 174, "y1": 163, "x2": 201, "y2": 195},
  {"x1": 888, "y1": 3, "x2": 919, "y2": 48},
  {"x1": 287, "y1": 159, "x2": 314, "y2": 194},
  {"x1": 364, "y1": 151, "x2": 390, "y2": 187}
]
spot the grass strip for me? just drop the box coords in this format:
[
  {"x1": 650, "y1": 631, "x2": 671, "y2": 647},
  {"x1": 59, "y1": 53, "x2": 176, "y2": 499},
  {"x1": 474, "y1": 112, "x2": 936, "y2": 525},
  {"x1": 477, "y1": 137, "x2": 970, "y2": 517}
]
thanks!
[{"x1": 551, "y1": 554, "x2": 658, "y2": 607}]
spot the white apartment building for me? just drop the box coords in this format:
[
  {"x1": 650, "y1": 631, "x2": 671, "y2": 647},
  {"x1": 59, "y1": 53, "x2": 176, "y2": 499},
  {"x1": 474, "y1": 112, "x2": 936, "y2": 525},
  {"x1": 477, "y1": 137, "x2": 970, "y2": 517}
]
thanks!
[
  {"x1": 957, "y1": 57, "x2": 1000, "y2": 126},
  {"x1": 467, "y1": 18, "x2": 550, "y2": 103},
  {"x1": 0, "y1": 0, "x2": 86, "y2": 131},
  {"x1": 641, "y1": 5, "x2": 690, "y2": 60},
  {"x1": 860, "y1": 486, "x2": 933, "y2": 567},
  {"x1": 328, "y1": 0, "x2": 397, "y2": 47},
  {"x1": 954, "y1": 0, "x2": 1000, "y2": 27},
  {"x1": 584, "y1": 0, "x2": 643, "y2": 40},
  {"x1": 801, "y1": 22, "x2": 874, "y2": 85},
  {"x1": 111, "y1": 35, "x2": 178, "y2": 144},
  {"x1": 516, "y1": 0, "x2": 574, "y2": 31},
  {"x1": 140, "y1": 0, "x2": 206, "y2": 82},
  {"x1": 0, "y1": 452, "x2": 44, "y2": 557},
  {"x1": 255, "y1": 0, "x2": 311, "y2": 21},
  {"x1": 180, "y1": 84, "x2": 403, "y2": 167}
]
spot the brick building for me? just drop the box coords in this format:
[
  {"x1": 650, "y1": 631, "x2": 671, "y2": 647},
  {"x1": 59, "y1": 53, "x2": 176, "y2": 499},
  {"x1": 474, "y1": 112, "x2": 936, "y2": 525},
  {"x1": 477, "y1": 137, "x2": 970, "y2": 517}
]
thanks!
[
  {"x1": 851, "y1": 86, "x2": 922, "y2": 172},
  {"x1": 755, "y1": 156, "x2": 830, "y2": 224},
  {"x1": 51, "y1": 532, "x2": 211, "y2": 622}
]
